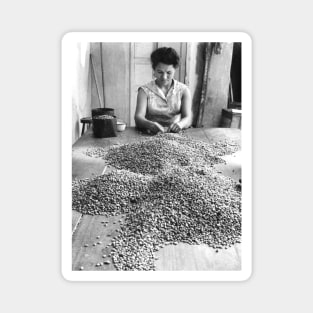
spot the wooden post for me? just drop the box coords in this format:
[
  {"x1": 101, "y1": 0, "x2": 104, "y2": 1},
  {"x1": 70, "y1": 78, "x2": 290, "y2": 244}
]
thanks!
[
  {"x1": 90, "y1": 43, "x2": 105, "y2": 108},
  {"x1": 201, "y1": 43, "x2": 234, "y2": 127}
]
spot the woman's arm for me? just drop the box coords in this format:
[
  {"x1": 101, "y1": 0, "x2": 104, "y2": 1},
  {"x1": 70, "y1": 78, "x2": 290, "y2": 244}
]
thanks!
[
  {"x1": 168, "y1": 87, "x2": 192, "y2": 133},
  {"x1": 134, "y1": 88, "x2": 165, "y2": 134}
]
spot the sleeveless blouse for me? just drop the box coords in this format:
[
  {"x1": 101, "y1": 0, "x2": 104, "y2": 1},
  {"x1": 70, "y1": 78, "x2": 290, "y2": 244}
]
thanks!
[{"x1": 138, "y1": 79, "x2": 189, "y2": 126}]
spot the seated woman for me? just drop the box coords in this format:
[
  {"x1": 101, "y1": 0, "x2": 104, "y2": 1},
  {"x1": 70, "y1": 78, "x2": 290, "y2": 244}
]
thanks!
[{"x1": 134, "y1": 47, "x2": 192, "y2": 134}]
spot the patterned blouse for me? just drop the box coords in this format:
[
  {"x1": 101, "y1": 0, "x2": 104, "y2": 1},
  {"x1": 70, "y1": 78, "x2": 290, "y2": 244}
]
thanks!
[{"x1": 139, "y1": 79, "x2": 189, "y2": 126}]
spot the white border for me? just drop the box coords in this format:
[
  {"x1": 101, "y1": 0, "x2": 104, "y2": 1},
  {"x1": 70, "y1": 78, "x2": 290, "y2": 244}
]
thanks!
[{"x1": 62, "y1": 32, "x2": 252, "y2": 281}]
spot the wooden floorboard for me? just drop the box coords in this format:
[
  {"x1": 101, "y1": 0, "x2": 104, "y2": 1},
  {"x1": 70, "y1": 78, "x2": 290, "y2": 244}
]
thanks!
[
  {"x1": 214, "y1": 151, "x2": 242, "y2": 182},
  {"x1": 72, "y1": 154, "x2": 106, "y2": 180},
  {"x1": 72, "y1": 211, "x2": 82, "y2": 233},
  {"x1": 186, "y1": 128, "x2": 209, "y2": 142},
  {"x1": 155, "y1": 243, "x2": 241, "y2": 271},
  {"x1": 72, "y1": 214, "x2": 124, "y2": 271},
  {"x1": 203, "y1": 128, "x2": 241, "y2": 145}
]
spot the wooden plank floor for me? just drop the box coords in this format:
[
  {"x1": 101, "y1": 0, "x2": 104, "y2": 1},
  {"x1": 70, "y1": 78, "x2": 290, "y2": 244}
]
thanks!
[
  {"x1": 72, "y1": 211, "x2": 82, "y2": 234},
  {"x1": 72, "y1": 127, "x2": 242, "y2": 271},
  {"x1": 72, "y1": 214, "x2": 124, "y2": 271},
  {"x1": 155, "y1": 243, "x2": 241, "y2": 271},
  {"x1": 214, "y1": 151, "x2": 242, "y2": 183}
]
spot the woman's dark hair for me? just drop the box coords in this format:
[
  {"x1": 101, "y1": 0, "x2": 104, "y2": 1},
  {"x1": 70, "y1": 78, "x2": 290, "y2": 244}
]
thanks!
[{"x1": 150, "y1": 47, "x2": 180, "y2": 69}]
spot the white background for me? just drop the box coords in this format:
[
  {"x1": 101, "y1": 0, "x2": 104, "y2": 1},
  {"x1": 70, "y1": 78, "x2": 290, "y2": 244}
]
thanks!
[{"x1": 1, "y1": 1, "x2": 312, "y2": 312}]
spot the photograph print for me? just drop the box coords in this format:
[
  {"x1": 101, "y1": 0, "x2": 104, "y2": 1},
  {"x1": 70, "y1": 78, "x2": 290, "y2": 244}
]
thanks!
[{"x1": 62, "y1": 32, "x2": 252, "y2": 281}]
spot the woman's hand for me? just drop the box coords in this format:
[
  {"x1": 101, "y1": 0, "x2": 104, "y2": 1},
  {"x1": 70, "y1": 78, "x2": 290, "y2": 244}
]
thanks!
[
  {"x1": 168, "y1": 122, "x2": 182, "y2": 133},
  {"x1": 149, "y1": 121, "x2": 165, "y2": 134}
]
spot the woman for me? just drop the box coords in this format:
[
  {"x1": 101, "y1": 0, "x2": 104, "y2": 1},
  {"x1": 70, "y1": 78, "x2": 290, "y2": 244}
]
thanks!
[{"x1": 134, "y1": 47, "x2": 192, "y2": 134}]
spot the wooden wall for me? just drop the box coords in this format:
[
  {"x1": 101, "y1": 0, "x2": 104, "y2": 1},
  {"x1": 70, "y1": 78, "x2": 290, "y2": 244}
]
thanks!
[
  {"x1": 185, "y1": 42, "x2": 206, "y2": 126},
  {"x1": 89, "y1": 43, "x2": 130, "y2": 124},
  {"x1": 186, "y1": 42, "x2": 234, "y2": 128}
]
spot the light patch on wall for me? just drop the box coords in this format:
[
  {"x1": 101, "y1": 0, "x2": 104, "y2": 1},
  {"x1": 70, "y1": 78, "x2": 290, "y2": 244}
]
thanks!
[
  {"x1": 71, "y1": 42, "x2": 91, "y2": 143},
  {"x1": 80, "y1": 42, "x2": 89, "y2": 68}
]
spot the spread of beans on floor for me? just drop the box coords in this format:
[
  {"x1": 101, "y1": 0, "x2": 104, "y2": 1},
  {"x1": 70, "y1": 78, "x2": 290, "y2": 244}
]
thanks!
[{"x1": 73, "y1": 132, "x2": 241, "y2": 271}]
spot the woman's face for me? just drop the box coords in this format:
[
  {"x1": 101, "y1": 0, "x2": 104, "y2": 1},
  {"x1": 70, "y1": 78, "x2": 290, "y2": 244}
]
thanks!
[{"x1": 154, "y1": 63, "x2": 176, "y2": 87}]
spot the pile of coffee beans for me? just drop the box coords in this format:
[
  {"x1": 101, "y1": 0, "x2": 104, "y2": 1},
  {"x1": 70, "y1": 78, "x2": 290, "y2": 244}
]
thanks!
[
  {"x1": 73, "y1": 133, "x2": 241, "y2": 270},
  {"x1": 93, "y1": 114, "x2": 114, "y2": 120}
]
